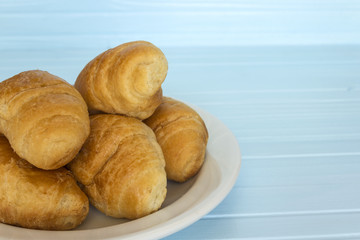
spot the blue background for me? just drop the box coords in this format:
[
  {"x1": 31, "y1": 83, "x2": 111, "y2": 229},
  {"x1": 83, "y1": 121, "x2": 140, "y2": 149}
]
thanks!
[{"x1": 1, "y1": 0, "x2": 360, "y2": 239}]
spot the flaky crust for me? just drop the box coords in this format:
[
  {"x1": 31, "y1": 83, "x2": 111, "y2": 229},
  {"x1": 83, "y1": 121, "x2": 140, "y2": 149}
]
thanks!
[
  {"x1": 144, "y1": 97, "x2": 208, "y2": 182},
  {"x1": 74, "y1": 41, "x2": 168, "y2": 119},
  {"x1": 0, "y1": 70, "x2": 90, "y2": 170},
  {"x1": 68, "y1": 114, "x2": 167, "y2": 219},
  {"x1": 0, "y1": 136, "x2": 89, "y2": 230}
]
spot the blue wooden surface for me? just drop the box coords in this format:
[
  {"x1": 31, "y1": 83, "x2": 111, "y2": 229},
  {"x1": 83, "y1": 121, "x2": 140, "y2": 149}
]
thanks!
[{"x1": 1, "y1": 1, "x2": 360, "y2": 239}]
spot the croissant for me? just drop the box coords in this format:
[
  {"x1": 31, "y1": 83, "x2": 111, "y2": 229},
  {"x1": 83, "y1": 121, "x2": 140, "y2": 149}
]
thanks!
[
  {"x1": 0, "y1": 70, "x2": 90, "y2": 170},
  {"x1": 144, "y1": 97, "x2": 208, "y2": 182},
  {"x1": 74, "y1": 41, "x2": 168, "y2": 119},
  {"x1": 0, "y1": 135, "x2": 89, "y2": 230},
  {"x1": 68, "y1": 114, "x2": 167, "y2": 219}
]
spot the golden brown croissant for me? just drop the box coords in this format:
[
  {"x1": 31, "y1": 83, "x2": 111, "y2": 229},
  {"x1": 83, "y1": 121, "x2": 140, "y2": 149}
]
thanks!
[
  {"x1": 0, "y1": 70, "x2": 90, "y2": 170},
  {"x1": 68, "y1": 114, "x2": 167, "y2": 219},
  {"x1": 144, "y1": 97, "x2": 208, "y2": 182},
  {"x1": 74, "y1": 41, "x2": 168, "y2": 119},
  {"x1": 0, "y1": 135, "x2": 89, "y2": 230}
]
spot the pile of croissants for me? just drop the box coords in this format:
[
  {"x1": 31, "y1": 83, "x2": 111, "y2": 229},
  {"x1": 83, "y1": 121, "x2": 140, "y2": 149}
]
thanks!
[{"x1": 0, "y1": 41, "x2": 208, "y2": 230}]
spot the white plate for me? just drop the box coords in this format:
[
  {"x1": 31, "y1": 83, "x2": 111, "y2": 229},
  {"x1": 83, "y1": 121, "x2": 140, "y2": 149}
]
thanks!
[{"x1": 0, "y1": 106, "x2": 241, "y2": 240}]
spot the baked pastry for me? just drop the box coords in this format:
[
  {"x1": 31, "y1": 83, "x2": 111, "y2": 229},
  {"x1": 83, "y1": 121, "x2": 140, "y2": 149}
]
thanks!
[
  {"x1": 144, "y1": 97, "x2": 208, "y2": 182},
  {"x1": 74, "y1": 41, "x2": 168, "y2": 119},
  {"x1": 68, "y1": 114, "x2": 167, "y2": 219},
  {"x1": 0, "y1": 135, "x2": 89, "y2": 230},
  {"x1": 0, "y1": 70, "x2": 90, "y2": 170}
]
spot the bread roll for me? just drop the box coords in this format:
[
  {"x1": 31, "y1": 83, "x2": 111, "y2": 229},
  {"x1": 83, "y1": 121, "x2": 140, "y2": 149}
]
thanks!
[
  {"x1": 68, "y1": 114, "x2": 167, "y2": 219},
  {"x1": 74, "y1": 41, "x2": 168, "y2": 119},
  {"x1": 144, "y1": 97, "x2": 208, "y2": 182},
  {"x1": 0, "y1": 135, "x2": 89, "y2": 230},
  {"x1": 0, "y1": 70, "x2": 90, "y2": 170}
]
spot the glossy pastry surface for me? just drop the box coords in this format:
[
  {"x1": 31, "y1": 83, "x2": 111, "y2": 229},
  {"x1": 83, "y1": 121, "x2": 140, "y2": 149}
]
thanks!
[
  {"x1": 68, "y1": 114, "x2": 167, "y2": 219},
  {"x1": 0, "y1": 70, "x2": 90, "y2": 170},
  {"x1": 144, "y1": 97, "x2": 209, "y2": 182},
  {"x1": 75, "y1": 41, "x2": 168, "y2": 119},
  {"x1": 0, "y1": 136, "x2": 89, "y2": 230}
]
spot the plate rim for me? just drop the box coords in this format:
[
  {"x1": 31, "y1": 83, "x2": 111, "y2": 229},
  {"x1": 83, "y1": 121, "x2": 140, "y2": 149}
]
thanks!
[{"x1": 0, "y1": 105, "x2": 241, "y2": 240}]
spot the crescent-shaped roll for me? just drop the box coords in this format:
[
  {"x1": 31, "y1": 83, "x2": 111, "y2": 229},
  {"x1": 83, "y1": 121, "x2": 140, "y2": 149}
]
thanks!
[
  {"x1": 0, "y1": 70, "x2": 90, "y2": 170},
  {"x1": 74, "y1": 41, "x2": 168, "y2": 120},
  {"x1": 144, "y1": 97, "x2": 209, "y2": 183},
  {"x1": 68, "y1": 114, "x2": 167, "y2": 219},
  {"x1": 0, "y1": 136, "x2": 89, "y2": 230}
]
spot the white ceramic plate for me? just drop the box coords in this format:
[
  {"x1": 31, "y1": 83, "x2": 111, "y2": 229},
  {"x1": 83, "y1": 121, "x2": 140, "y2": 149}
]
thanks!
[{"x1": 0, "y1": 106, "x2": 241, "y2": 240}]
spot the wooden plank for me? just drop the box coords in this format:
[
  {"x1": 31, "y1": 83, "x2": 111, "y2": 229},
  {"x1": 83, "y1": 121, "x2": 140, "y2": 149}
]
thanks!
[
  {"x1": 1, "y1": 1, "x2": 360, "y2": 48},
  {"x1": 164, "y1": 212, "x2": 360, "y2": 239}
]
